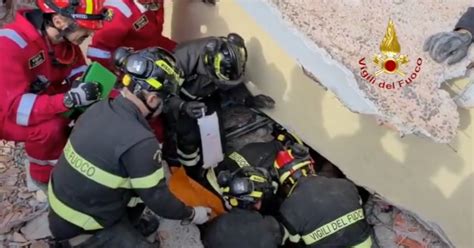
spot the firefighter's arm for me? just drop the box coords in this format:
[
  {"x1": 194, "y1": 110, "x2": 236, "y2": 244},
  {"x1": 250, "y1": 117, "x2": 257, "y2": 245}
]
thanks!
[
  {"x1": 220, "y1": 83, "x2": 275, "y2": 109},
  {"x1": 87, "y1": 10, "x2": 130, "y2": 71},
  {"x1": 278, "y1": 207, "x2": 302, "y2": 244},
  {"x1": 0, "y1": 41, "x2": 68, "y2": 127},
  {"x1": 262, "y1": 215, "x2": 286, "y2": 246},
  {"x1": 163, "y1": 95, "x2": 185, "y2": 119},
  {"x1": 455, "y1": 7, "x2": 474, "y2": 40},
  {"x1": 121, "y1": 138, "x2": 194, "y2": 220}
]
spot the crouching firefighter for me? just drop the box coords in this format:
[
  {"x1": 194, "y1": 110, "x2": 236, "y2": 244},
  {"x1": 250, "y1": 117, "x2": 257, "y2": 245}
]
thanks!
[
  {"x1": 167, "y1": 33, "x2": 275, "y2": 176},
  {"x1": 166, "y1": 131, "x2": 300, "y2": 219},
  {"x1": 0, "y1": 0, "x2": 107, "y2": 185},
  {"x1": 201, "y1": 139, "x2": 284, "y2": 215},
  {"x1": 274, "y1": 144, "x2": 373, "y2": 247},
  {"x1": 201, "y1": 166, "x2": 283, "y2": 248},
  {"x1": 112, "y1": 46, "x2": 185, "y2": 144},
  {"x1": 88, "y1": 0, "x2": 177, "y2": 72},
  {"x1": 48, "y1": 47, "x2": 212, "y2": 247}
]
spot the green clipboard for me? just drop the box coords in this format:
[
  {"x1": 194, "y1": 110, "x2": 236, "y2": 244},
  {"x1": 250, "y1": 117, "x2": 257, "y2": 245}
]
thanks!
[{"x1": 64, "y1": 62, "x2": 117, "y2": 118}]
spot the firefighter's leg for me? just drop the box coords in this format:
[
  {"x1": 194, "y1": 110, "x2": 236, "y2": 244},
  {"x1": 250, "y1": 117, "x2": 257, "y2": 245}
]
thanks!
[
  {"x1": 162, "y1": 112, "x2": 180, "y2": 167},
  {"x1": 73, "y1": 217, "x2": 156, "y2": 248},
  {"x1": 176, "y1": 114, "x2": 202, "y2": 178},
  {"x1": 2, "y1": 116, "x2": 70, "y2": 184}
]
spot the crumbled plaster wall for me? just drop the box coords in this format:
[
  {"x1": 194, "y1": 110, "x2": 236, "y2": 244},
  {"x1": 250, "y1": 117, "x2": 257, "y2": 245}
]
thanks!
[{"x1": 264, "y1": 0, "x2": 473, "y2": 143}]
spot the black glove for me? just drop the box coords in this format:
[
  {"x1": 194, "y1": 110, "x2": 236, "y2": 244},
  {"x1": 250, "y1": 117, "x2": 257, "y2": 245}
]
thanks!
[
  {"x1": 423, "y1": 30, "x2": 472, "y2": 65},
  {"x1": 202, "y1": 0, "x2": 216, "y2": 5},
  {"x1": 64, "y1": 81, "x2": 101, "y2": 109},
  {"x1": 245, "y1": 94, "x2": 275, "y2": 109},
  {"x1": 181, "y1": 101, "x2": 207, "y2": 119}
]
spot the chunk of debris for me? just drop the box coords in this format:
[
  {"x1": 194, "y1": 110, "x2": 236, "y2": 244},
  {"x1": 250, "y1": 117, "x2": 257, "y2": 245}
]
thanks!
[
  {"x1": 12, "y1": 232, "x2": 27, "y2": 243},
  {"x1": 35, "y1": 190, "x2": 47, "y2": 203},
  {"x1": 157, "y1": 219, "x2": 203, "y2": 248},
  {"x1": 365, "y1": 195, "x2": 454, "y2": 248},
  {"x1": 0, "y1": 141, "x2": 48, "y2": 247},
  {"x1": 30, "y1": 240, "x2": 50, "y2": 248},
  {"x1": 20, "y1": 213, "x2": 51, "y2": 241}
]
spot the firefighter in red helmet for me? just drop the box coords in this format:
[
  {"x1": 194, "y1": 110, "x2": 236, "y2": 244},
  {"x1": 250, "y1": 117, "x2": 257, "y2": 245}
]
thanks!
[
  {"x1": 0, "y1": 0, "x2": 108, "y2": 186},
  {"x1": 87, "y1": 0, "x2": 177, "y2": 72}
]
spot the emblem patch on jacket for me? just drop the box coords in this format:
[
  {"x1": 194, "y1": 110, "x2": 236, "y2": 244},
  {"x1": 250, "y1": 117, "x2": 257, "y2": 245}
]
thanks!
[
  {"x1": 29, "y1": 51, "x2": 45, "y2": 69},
  {"x1": 133, "y1": 15, "x2": 149, "y2": 31}
]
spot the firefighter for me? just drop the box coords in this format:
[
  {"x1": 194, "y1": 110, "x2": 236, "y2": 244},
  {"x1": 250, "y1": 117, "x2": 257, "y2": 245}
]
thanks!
[
  {"x1": 48, "y1": 47, "x2": 211, "y2": 247},
  {"x1": 274, "y1": 143, "x2": 373, "y2": 247},
  {"x1": 198, "y1": 140, "x2": 281, "y2": 213},
  {"x1": 424, "y1": 8, "x2": 474, "y2": 65},
  {"x1": 168, "y1": 33, "x2": 275, "y2": 174},
  {"x1": 165, "y1": 129, "x2": 301, "y2": 219},
  {"x1": 201, "y1": 166, "x2": 283, "y2": 248},
  {"x1": 0, "y1": 0, "x2": 107, "y2": 185},
  {"x1": 87, "y1": 0, "x2": 176, "y2": 72},
  {"x1": 88, "y1": 0, "x2": 183, "y2": 154}
]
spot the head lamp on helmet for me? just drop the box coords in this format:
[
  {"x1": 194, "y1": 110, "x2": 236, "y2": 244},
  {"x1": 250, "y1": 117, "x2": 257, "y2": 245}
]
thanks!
[
  {"x1": 274, "y1": 143, "x2": 315, "y2": 186},
  {"x1": 218, "y1": 167, "x2": 273, "y2": 209},
  {"x1": 205, "y1": 33, "x2": 248, "y2": 86},
  {"x1": 114, "y1": 46, "x2": 184, "y2": 96}
]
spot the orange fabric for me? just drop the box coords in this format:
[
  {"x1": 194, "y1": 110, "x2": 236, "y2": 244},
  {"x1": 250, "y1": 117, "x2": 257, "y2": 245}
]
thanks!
[{"x1": 169, "y1": 167, "x2": 226, "y2": 218}]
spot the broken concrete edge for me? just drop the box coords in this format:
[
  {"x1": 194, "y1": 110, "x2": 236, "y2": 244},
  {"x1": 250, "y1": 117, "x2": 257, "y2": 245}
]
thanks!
[
  {"x1": 238, "y1": 0, "x2": 464, "y2": 143},
  {"x1": 236, "y1": 0, "x2": 381, "y2": 116}
]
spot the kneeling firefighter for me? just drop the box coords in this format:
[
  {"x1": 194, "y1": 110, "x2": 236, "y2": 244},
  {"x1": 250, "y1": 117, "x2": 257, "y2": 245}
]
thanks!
[
  {"x1": 166, "y1": 33, "x2": 275, "y2": 177},
  {"x1": 274, "y1": 144, "x2": 373, "y2": 247},
  {"x1": 48, "y1": 47, "x2": 211, "y2": 247},
  {"x1": 201, "y1": 166, "x2": 283, "y2": 248},
  {"x1": 168, "y1": 128, "x2": 303, "y2": 216}
]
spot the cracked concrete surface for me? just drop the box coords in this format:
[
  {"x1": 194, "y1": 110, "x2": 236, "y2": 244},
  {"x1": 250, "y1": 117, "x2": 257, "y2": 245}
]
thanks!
[{"x1": 265, "y1": 0, "x2": 473, "y2": 143}]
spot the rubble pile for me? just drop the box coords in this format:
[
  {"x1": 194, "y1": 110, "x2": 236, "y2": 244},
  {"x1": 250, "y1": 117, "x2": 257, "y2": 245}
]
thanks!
[
  {"x1": 365, "y1": 195, "x2": 454, "y2": 248},
  {"x1": 0, "y1": 140, "x2": 50, "y2": 248}
]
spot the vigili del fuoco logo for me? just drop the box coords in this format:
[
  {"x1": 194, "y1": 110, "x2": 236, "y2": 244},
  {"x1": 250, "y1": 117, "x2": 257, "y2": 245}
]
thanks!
[{"x1": 359, "y1": 19, "x2": 422, "y2": 90}]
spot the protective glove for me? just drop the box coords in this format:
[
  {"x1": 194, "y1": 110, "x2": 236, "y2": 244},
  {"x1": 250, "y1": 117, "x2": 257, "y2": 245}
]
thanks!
[
  {"x1": 202, "y1": 0, "x2": 216, "y2": 5},
  {"x1": 191, "y1": 206, "x2": 212, "y2": 225},
  {"x1": 245, "y1": 94, "x2": 275, "y2": 109},
  {"x1": 180, "y1": 101, "x2": 207, "y2": 119},
  {"x1": 423, "y1": 30, "x2": 472, "y2": 65},
  {"x1": 63, "y1": 81, "x2": 101, "y2": 109}
]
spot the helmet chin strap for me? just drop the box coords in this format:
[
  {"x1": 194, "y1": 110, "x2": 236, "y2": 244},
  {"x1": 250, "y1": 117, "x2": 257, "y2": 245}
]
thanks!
[
  {"x1": 137, "y1": 91, "x2": 162, "y2": 119},
  {"x1": 43, "y1": 20, "x2": 78, "y2": 66}
]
